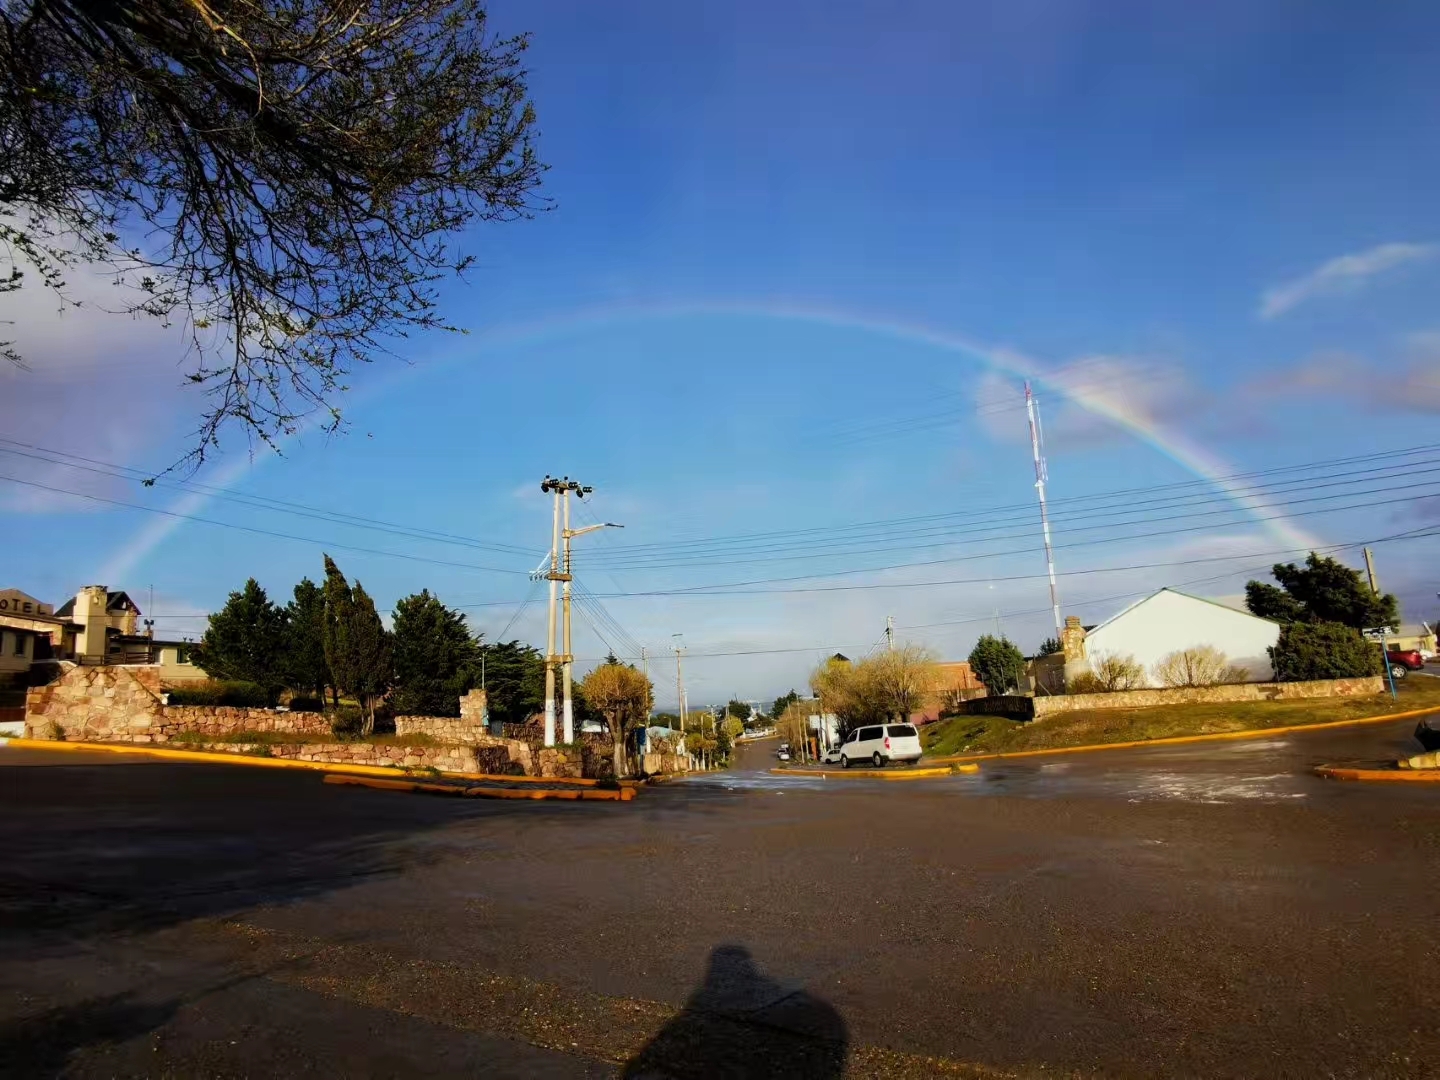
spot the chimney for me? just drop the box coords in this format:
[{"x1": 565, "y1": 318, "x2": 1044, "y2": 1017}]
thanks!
[{"x1": 1060, "y1": 615, "x2": 1087, "y2": 662}]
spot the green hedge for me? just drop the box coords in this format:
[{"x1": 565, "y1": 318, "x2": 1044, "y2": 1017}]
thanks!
[
  {"x1": 1269, "y1": 622, "x2": 1382, "y2": 681},
  {"x1": 165, "y1": 680, "x2": 270, "y2": 708}
]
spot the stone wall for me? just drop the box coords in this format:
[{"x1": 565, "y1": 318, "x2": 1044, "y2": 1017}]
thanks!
[
  {"x1": 955, "y1": 676, "x2": 1386, "y2": 720},
  {"x1": 198, "y1": 741, "x2": 491, "y2": 773},
  {"x1": 26, "y1": 664, "x2": 329, "y2": 743},
  {"x1": 394, "y1": 714, "x2": 489, "y2": 742},
  {"x1": 21, "y1": 665, "x2": 595, "y2": 778}
]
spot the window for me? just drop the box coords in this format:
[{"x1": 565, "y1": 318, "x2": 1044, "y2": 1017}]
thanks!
[
  {"x1": 859, "y1": 726, "x2": 883, "y2": 742},
  {"x1": 175, "y1": 645, "x2": 191, "y2": 665},
  {"x1": 844, "y1": 730, "x2": 858, "y2": 743},
  {"x1": 887, "y1": 725, "x2": 918, "y2": 738},
  {"x1": 14, "y1": 633, "x2": 26, "y2": 657}
]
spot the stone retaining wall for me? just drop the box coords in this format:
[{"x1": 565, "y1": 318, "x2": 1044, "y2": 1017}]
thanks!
[
  {"x1": 958, "y1": 676, "x2": 1386, "y2": 720},
  {"x1": 24, "y1": 664, "x2": 330, "y2": 742},
  {"x1": 21, "y1": 665, "x2": 601, "y2": 779},
  {"x1": 200, "y1": 741, "x2": 491, "y2": 773},
  {"x1": 394, "y1": 716, "x2": 488, "y2": 742}
]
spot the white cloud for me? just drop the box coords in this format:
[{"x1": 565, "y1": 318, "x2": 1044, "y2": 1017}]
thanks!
[
  {"x1": 976, "y1": 355, "x2": 1202, "y2": 450},
  {"x1": 1244, "y1": 350, "x2": 1440, "y2": 415},
  {"x1": 1259, "y1": 242, "x2": 1435, "y2": 320}
]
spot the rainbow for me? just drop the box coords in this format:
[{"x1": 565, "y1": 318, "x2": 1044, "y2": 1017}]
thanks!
[{"x1": 98, "y1": 301, "x2": 1318, "y2": 583}]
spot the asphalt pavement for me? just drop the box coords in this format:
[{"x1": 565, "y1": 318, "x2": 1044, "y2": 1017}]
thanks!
[{"x1": 2, "y1": 716, "x2": 1438, "y2": 1078}]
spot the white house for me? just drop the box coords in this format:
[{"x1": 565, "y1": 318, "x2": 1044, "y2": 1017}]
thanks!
[{"x1": 1069, "y1": 588, "x2": 1280, "y2": 687}]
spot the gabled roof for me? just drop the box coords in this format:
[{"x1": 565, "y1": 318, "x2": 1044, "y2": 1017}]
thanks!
[
  {"x1": 54, "y1": 590, "x2": 139, "y2": 618},
  {"x1": 1086, "y1": 587, "x2": 1278, "y2": 637}
]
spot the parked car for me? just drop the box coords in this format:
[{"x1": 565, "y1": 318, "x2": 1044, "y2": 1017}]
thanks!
[
  {"x1": 820, "y1": 746, "x2": 844, "y2": 765},
  {"x1": 1386, "y1": 649, "x2": 1425, "y2": 680},
  {"x1": 776, "y1": 743, "x2": 791, "y2": 762},
  {"x1": 837, "y1": 723, "x2": 923, "y2": 768}
]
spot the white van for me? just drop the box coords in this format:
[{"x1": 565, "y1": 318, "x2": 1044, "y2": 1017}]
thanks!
[{"x1": 838, "y1": 723, "x2": 923, "y2": 768}]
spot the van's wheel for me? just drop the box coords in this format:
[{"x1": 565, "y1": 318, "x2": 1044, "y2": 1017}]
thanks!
[
  {"x1": 872, "y1": 752, "x2": 884, "y2": 768},
  {"x1": 840, "y1": 754, "x2": 850, "y2": 769},
  {"x1": 1390, "y1": 663, "x2": 1408, "y2": 680}
]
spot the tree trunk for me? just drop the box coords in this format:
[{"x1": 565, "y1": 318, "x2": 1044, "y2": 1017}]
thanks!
[{"x1": 612, "y1": 730, "x2": 625, "y2": 780}]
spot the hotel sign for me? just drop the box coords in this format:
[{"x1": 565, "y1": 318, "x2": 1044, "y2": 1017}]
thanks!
[{"x1": 0, "y1": 590, "x2": 53, "y2": 617}]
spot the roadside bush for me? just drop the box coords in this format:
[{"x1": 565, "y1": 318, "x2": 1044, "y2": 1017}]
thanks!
[
  {"x1": 328, "y1": 705, "x2": 366, "y2": 738},
  {"x1": 1152, "y1": 647, "x2": 1249, "y2": 688},
  {"x1": 166, "y1": 680, "x2": 270, "y2": 707},
  {"x1": 1269, "y1": 621, "x2": 1381, "y2": 681},
  {"x1": 1076, "y1": 652, "x2": 1146, "y2": 693}
]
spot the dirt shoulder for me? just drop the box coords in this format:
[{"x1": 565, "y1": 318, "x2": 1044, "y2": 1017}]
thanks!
[{"x1": 922, "y1": 678, "x2": 1440, "y2": 758}]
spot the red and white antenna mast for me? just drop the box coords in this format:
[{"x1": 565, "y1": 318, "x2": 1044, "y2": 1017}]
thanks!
[{"x1": 1025, "y1": 381, "x2": 1063, "y2": 643}]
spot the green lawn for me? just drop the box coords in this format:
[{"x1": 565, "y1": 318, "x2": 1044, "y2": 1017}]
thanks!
[{"x1": 922, "y1": 676, "x2": 1440, "y2": 758}]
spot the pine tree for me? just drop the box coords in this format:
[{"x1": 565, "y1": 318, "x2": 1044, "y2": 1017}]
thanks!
[
  {"x1": 193, "y1": 579, "x2": 288, "y2": 702},
  {"x1": 967, "y1": 635, "x2": 1027, "y2": 697},
  {"x1": 1245, "y1": 554, "x2": 1399, "y2": 629},
  {"x1": 284, "y1": 578, "x2": 331, "y2": 702},
  {"x1": 321, "y1": 556, "x2": 393, "y2": 734},
  {"x1": 391, "y1": 590, "x2": 480, "y2": 717}
]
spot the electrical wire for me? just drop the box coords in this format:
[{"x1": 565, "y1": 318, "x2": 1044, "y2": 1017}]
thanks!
[
  {"x1": 0, "y1": 472, "x2": 528, "y2": 576},
  {"x1": 0, "y1": 438, "x2": 537, "y2": 557}
]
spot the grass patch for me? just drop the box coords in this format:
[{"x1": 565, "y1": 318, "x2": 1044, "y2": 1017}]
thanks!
[{"x1": 923, "y1": 678, "x2": 1440, "y2": 758}]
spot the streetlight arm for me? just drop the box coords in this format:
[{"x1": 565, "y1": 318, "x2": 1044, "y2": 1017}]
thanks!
[{"x1": 565, "y1": 523, "x2": 623, "y2": 539}]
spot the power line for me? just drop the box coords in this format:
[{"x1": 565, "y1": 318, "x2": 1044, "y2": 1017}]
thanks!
[
  {"x1": 561, "y1": 525, "x2": 1438, "y2": 662},
  {"x1": 0, "y1": 472, "x2": 528, "y2": 576},
  {"x1": 578, "y1": 455, "x2": 1440, "y2": 569},
  {"x1": 118, "y1": 519, "x2": 1440, "y2": 621},
  {"x1": 0, "y1": 438, "x2": 539, "y2": 557},
  {"x1": 550, "y1": 489, "x2": 1440, "y2": 598},
  {"x1": 571, "y1": 442, "x2": 1440, "y2": 560}
]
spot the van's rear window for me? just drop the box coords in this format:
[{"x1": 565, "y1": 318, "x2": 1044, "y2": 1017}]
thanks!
[{"x1": 887, "y1": 725, "x2": 918, "y2": 738}]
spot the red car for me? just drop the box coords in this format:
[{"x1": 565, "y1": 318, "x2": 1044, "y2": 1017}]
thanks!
[{"x1": 1385, "y1": 649, "x2": 1425, "y2": 679}]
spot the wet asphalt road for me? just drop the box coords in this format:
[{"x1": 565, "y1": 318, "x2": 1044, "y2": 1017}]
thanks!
[{"x1": 2, "y1": 718, "x2": 1438, "y2": 1079}]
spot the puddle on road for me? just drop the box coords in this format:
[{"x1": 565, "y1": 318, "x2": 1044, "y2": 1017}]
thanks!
[{"x1": 1122, "y1": 771, "x2": 1307, "y2": 805}]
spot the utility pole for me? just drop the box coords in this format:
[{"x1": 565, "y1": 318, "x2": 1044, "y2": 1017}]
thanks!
[
  {"x1": 672, "y1": 634, "x2": 686, "y2": 733},
  {"x1": 885, "y1": 615, "x2": 894, "y2": 652},
  {"x1": 541, "y1": 475, "x2": 617, "y2": 745},
  {"x1": 1026, "y1": 381, "x2": 1063, "y2": 645},
  {"x1": 541, "y1": 478, "x2": 562, "y2": 747},
  {"x1": 640, "y1": 646, "x2": 650, "y2": 718},
  {"x1": 1363, "y1": 547, "x2": 1380, "y2": 595}
]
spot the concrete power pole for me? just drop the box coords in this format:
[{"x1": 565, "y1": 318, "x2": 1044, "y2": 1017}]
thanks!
[
  {"x1": 542, "y1": 475, "x2": 613, "y2": 746},
  {"x1": 541, "y1": 477, "x2": 563, "y2": 748},
  {"x1": 1025, "y1": 381, "x2": 1063, "y2": 645},
  {"x1": 1363, "y1": 547, "x2": 1380, "y2": 595},
  {"x1": 672, "y1": 635, "x2": 686, "y2": 733},
  {"x1": 886, "y1": 615, "x2": 894, "y2": 652}
]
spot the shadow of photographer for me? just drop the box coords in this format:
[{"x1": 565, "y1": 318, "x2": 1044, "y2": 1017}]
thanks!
[{"x1": 624, "y1": 943, "x2": 847, "y2": 1079}]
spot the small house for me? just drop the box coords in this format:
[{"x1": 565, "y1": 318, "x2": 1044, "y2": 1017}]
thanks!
[{"x1": 1062, "y1": 588, "x2": 1280, "y2": 688}]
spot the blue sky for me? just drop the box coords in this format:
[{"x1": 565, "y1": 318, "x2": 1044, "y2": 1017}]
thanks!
[{"x1": 4, "y1": 0, "x2": 1439, "y2": 705}]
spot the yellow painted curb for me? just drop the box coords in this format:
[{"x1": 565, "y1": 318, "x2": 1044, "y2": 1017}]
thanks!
[
  {"x1": 1315, "y1": 765, "x2": 1440, "y2": 783},
  {"x1": 322, "y1": 774, "x2": 635, "y2": 800},
  {"x1": 926, "y1": 703, "x2": 1440, "y2": 766},
  {"x1": 769, "y1": 764, "x2": 975, "y2": 780},
  {"x1": 443, "y1": 769, "x2": 641, "y2": 789},
  {"x1": 0, "y1": 736, "x2": 414, "y2": 778}
]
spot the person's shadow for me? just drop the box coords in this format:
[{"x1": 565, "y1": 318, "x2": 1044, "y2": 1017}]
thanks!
[{"x1": 623, "y1": 944, "x2": 847, "y2": 1079}]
